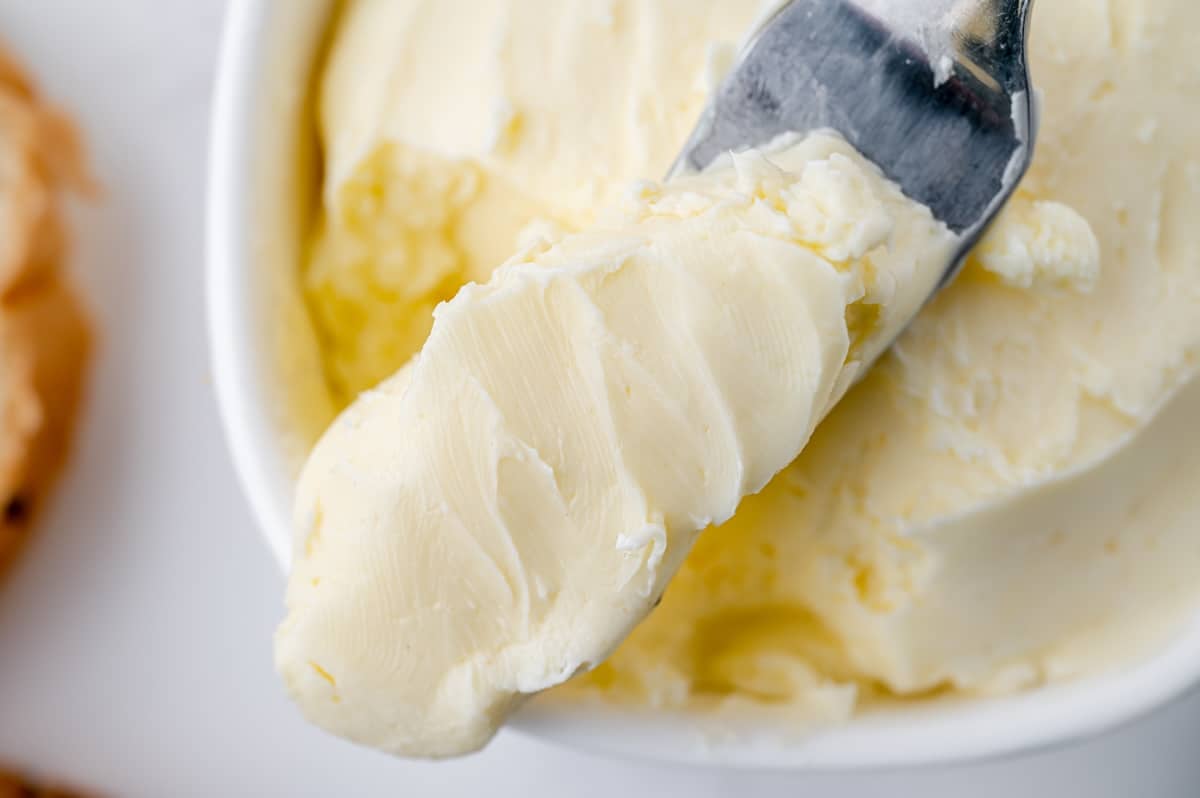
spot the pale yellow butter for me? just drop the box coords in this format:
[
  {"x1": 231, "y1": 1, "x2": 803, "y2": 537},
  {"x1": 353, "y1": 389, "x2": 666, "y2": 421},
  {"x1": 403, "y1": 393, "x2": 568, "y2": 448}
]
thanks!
[
  {"x1": 282, "y1": 0, "x2": 1200, "y2": 757},
  {"x1": 278, "y1": 135, "x2": 955, "y2": 757}
]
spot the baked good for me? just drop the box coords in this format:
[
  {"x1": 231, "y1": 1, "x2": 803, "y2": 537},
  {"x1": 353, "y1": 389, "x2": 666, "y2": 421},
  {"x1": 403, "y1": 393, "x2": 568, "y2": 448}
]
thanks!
[
  {"x1": 0, "y1": 766, "x2": 91, "y2": 798},
  {"x1": 0, "y1": 47, "x2": 91, "y2": 579}
]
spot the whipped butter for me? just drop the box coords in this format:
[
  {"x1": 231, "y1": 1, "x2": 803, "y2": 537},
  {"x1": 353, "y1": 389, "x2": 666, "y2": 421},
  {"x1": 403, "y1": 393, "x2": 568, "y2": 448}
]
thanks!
[
  {"x1": 574, "y1": 0, "x2": 1200, "y2": 709},
  {"x1": 304, "y1": 0, "x2": 776, "y2": 403},
  {"x1": 279, "y1": 0, "x2": 1200, "y2": 759},
  {"x1": 278, "y1": 134, "x2": 956, "y2": 756}
]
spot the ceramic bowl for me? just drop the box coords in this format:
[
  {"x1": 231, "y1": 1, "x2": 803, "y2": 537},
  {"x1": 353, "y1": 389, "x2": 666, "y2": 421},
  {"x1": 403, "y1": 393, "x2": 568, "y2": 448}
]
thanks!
[{"x1": 207, "y1": 0, "x2": 1200, "y2": 768}]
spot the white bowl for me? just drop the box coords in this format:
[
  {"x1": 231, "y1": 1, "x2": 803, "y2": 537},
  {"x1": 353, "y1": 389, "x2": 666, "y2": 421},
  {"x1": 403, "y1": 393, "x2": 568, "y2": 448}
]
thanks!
[{"x1": 207, "y1": 0, "x2": 1200, "y2": 769}]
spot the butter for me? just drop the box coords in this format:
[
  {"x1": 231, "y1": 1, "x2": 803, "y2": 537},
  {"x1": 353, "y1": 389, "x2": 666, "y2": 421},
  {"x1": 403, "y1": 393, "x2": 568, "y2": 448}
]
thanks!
[
  {"x1": 277, "y1": 134, "x2": 956, "y2": 757},
  {"x1": 283, "y1": 0, "x2": 1200, "y2": 757},
  {"x1": 305, "y1": 0, "x2": 776, "y2": 403},
  {"x1": 974, "y1": 197, "x2": 1099, "y2": 292},
  {"x1": 576, "y1": 0, "x2": 1200, "y2": 709}
]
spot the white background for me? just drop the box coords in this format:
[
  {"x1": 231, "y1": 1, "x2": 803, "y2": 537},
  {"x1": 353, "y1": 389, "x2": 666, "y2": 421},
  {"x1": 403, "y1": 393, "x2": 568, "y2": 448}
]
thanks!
[{"x1": 0, "y1": 2, "x2": 1197, "y2": 795}]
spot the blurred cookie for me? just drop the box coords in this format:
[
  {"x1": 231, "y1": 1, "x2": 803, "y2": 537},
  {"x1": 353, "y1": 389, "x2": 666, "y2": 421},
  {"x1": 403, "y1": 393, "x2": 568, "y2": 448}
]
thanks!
[
  {"x1": 0, "y1": 47, "x2": 92, "y2": 579},
  {"x1": 0, "y1": 766, "x2": 92, "y2": 797}
]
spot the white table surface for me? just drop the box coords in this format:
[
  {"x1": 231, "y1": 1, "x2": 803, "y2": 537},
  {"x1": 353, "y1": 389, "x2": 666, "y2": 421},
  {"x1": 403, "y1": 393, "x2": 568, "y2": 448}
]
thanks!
[{"x1": 0, "y1": 1, "x2": 1197, "y2": 795}]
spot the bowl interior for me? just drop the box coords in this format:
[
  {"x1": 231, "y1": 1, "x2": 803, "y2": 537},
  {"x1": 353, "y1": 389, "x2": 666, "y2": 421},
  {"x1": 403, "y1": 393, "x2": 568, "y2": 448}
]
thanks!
[{"x1": 207, "y1": 0, "x2": 1200, "y2": 768}]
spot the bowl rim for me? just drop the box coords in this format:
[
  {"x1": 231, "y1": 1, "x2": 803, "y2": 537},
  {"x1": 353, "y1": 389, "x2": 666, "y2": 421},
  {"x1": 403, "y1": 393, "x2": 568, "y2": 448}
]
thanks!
[
  {"x1": 207, "y1": 0, "x2": 296, "y2": 568},
  {"x1": 206, "y1": 0, "x2": 1200, "y2": 770}
]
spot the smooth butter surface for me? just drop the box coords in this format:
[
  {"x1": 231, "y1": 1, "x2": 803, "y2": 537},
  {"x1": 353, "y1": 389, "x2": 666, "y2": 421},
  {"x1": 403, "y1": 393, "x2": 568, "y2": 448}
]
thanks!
[
  {"x1": 278, "y1": 134, "x2": 955, "y2": 756},
  {"x1": 288, "y1": 0, "x2": 1200, "y2": 745}
]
